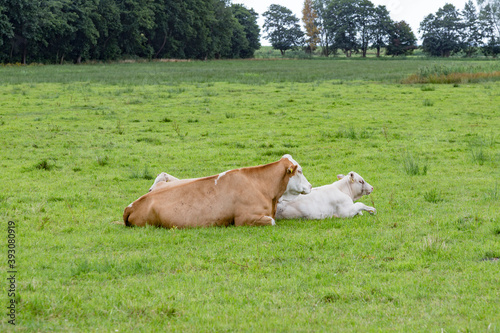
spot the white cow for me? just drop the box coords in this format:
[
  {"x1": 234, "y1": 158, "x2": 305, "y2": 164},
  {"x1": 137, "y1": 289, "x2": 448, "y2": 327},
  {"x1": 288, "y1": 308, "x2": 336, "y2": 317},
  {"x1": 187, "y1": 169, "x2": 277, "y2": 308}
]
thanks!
[
  {"x1": 275, "y1": 171, "x2": 376, "y2": 219},
  {"x1": 149, "y1": 172, "x2": 179, "y2": 192}
]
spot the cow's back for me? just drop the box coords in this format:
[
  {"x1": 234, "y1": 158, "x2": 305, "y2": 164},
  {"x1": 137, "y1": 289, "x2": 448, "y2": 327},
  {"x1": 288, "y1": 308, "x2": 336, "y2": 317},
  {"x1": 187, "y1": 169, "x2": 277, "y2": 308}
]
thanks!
[{"x1": 125, "y1": 171, "x2": 257, "y2": 228}]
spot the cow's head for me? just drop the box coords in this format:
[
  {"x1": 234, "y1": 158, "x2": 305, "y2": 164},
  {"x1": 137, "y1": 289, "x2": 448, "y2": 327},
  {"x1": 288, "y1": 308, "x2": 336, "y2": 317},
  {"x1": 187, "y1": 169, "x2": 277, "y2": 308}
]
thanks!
[
  {"x1": 337, "y1": 171, "x2": 373, "y2": 201},
  {"x1": 280, "y1": 154, "x2": 312, "y2": 200},
  {"x1": 149, "y1": 172, "x2": 180, "y2": 192}
]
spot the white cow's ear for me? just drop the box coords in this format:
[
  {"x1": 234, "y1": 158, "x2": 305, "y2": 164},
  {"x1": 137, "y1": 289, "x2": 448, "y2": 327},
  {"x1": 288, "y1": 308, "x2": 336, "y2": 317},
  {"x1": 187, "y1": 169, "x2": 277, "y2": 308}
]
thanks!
[
  {"x1": 350, "y1": 172, "x2": 355, "y2": 183},
  {"x1": 337, "y1": 174, "x2": 344, "y2": 180}
]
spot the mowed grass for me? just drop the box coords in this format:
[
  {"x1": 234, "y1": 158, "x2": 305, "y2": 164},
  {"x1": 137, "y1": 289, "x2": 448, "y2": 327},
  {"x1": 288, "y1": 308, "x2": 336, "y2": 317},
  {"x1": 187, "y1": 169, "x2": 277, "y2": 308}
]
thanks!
[{"x1": 1, "y1": 59, "x2": 499, "y2": 332}]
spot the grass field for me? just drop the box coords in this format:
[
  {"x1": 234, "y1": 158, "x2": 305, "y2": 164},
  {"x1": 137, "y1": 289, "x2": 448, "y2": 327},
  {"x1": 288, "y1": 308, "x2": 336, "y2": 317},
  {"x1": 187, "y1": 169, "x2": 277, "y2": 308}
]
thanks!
[{"x1": 1, "y1": 59, "x2": 499, "y2": 332}]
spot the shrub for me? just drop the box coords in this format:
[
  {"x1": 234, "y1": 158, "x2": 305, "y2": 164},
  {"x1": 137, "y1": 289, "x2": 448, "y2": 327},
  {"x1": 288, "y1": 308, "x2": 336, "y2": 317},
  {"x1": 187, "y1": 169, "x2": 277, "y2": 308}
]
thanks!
[
  {"x1": 423, "y1": 99, "x2": 434, "y2": 107},
  {"x1": 96, "y1": 156, "x2": 109, "y2": 166},
  {"x1": 402, "y1": 152, "x2": 427, "y2": 176},
  {"x1": 35, "y1": 159, "x2": 54, "y2": 171},
  {"x1": 469, "y1": 142, "x2": 487, "y2": 165},
  {"x1": 130, "y1": 165, "x2": 154, "y2": 180},
  {"x1": 420, "y1": 85, "x2": 435, "y2": 91},
  {"x1": 424, "y1": 189, "x2": 443, "y2": 203},
  {"x1": 403, "y1": 64, "x2": 500, "y2": 84}
]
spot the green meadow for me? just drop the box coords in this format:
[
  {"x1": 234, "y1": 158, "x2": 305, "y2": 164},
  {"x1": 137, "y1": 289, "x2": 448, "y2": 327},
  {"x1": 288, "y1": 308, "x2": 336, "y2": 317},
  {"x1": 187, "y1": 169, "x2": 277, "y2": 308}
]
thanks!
[{"x1": 1, "y1": 59, "x2": 499, "y2": 332}]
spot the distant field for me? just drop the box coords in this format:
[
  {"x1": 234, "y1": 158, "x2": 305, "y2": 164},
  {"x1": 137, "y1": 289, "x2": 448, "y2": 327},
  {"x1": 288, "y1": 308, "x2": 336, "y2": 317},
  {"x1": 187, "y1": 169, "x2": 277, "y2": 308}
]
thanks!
[
  {"x1": 1, "y1": 59, "x2": 499, "y2": 331},
  {"x1": 2, "y1": 57, "x2": 499, "y2": 85}
]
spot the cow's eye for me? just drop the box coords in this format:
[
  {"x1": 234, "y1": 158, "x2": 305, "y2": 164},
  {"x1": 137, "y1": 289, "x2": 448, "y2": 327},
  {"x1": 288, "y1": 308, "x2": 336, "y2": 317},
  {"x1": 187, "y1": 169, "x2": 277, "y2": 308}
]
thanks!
[
  {"x1": 298, "y1": 170, "x2": 303, "y2": 174},
  {"x1": 360, "y1": 180, "x2": 364, "y2": 184}
]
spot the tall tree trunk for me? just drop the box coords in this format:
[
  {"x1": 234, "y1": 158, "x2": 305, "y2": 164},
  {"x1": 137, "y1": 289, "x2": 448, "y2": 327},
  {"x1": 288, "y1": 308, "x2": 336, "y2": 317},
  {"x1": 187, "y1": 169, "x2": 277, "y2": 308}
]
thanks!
[
  {"x1": 155, "y1": 34, "x2": 168, "y2": 58},
  {"x1": 22, "y1": 45, "x2": 27, "y2": 65}
]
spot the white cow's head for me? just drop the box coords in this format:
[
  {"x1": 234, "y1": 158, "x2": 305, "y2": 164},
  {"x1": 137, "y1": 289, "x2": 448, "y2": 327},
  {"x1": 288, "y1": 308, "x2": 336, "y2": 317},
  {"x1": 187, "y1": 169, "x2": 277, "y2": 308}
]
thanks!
[
  {"x1": 280, "y1": 154, "x2": 312, "y2": 201},
  {"x1": 149, "y1": 172, "x2": 180, "y2": 192},
  {"x1": 337, "y1": 171, "x2": 373, "y2": 201}
]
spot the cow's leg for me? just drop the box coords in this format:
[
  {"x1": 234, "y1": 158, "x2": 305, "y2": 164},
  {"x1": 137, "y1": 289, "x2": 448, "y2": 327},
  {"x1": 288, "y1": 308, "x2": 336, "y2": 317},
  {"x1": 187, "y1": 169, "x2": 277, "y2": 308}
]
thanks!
[
  {"x1": 337, "y1": 203, "x2": 376, "y2": 218},
  {"x1": 234, "y1": 214, "x2": 275, "y2": 227}
]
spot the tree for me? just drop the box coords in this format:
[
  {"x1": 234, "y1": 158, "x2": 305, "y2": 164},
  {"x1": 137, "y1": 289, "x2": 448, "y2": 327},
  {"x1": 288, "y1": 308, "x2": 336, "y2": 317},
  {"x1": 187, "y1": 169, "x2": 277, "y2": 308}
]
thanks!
[
  {"x1": 386, "y1": 20, "x2": 417, "y2": 56},
  {"x1": 477, "y1": 0, "x2": 500, "y2": 38},
  {"x1": 37, "y1": 0, "x2": 77, "y2": 64},
  {"x1": 263, "y1": 4, "x2": 304, "y2": 56},
  {"x1": 356, "y1": 0, "x2": 377, "y2": 58},
  {"x1": 371, "y1": 5, "x2": 392, "y2": 57},
  {"x1": 480, "y1": 3, "x2": 500, "y2": 57},
  {"x1": 312, "y1": 0, "x2": 334, "y2": 56},
  {"x1": 0, "y1": 3, "x2": 13, "y2": 50},
  {"x1": 0, "y1": 0, "x2": 263, "y2": 63},
  {"x1": 117, "y1": 0, "x2": 156, "y2": 58},
  {"x1": 66, "y1": 0, "x2": 100, "y2": 63},
  {"x1": 147, "y1": 0, "x2": 196, "y2": 59},
  {"x1": 462, "y1": 0, "x2": 483, "y2": 57},
  {"x1": 420, "y1": 4, "x2": 464, "y2": 57},
  {"x1": 231, "y1": 4, "x2": 260, "y2": 58},
  {"x1": 302, "y1": 0, "x2": 320, "y2": 53},
  {"x1": 209, "y1": 0, "x2": 237, "y2": 59},
  {"x1": 3, "y1": 0, "x2": 47, "y2": 64},
  {"x1": 326, "y1": 0, "x2": 360, "y2": 57},
  {"x1": 93, "y1": 0, "x2": 122, "y2": 60}
]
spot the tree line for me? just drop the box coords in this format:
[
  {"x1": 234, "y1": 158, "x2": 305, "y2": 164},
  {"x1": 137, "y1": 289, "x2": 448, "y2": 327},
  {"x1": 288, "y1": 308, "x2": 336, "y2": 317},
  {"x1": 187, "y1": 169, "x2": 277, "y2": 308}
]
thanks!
[
  {"x1": 264, "y1": 0, "x2": 500, "y2": 58},
  {"x1": 264, "y1": 0, "x2": 416, "y2": 57},
  {"x1": 1, "y1": 0, "x2": 499, "y2": 64},
  {"x1": 0, "y1": 0, "x2": 261, "y2": 64},
  {"x1": 420, "y1": 1, "x2": 499, "y2": 57}
]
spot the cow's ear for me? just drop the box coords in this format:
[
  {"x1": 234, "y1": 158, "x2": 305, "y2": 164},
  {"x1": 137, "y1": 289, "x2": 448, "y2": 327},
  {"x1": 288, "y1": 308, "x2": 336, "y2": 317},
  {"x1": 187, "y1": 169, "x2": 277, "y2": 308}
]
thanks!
[
  {"x1": 337, "y1": 174, "x2": 344, "y2": 180},
  {"x1": 350, "y1": 172, "x2": 355, "y2": 183},
  {"x1": 287, "y1": 164, "x2": 298, "y2": 175}
]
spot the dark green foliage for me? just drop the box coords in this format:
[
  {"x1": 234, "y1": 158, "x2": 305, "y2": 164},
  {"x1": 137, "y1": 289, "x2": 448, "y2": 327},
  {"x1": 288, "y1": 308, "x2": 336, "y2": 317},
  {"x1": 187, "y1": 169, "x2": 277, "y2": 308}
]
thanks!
[
  {"x1": 231, "y1": 4, "x2": 261, "y2": 58},
  {"x1": 386, "y1": 21, "x2": 417, "y2": 56},
  {"x1": 321, "y1": 0, "x2": 414, "y2": 58},
  {"x1": 462, "y1": 1, "x2": 483, "y2": 57},
  {"x1": 420, "y1": 2, "x2": 500, "y2": 57},
  {"x1": 263, "y1": 4, "x2": 304, "y2": 56},
  {"x1": 420, "y1": 4, "x2": 464, "y2": 57},
  {"x1": 325, "y1": 0, "x2": 361, "y2": 57},
  {"x1": 0, "y1": 3, "x2": 13, "y2": 48},
  {"x1": 34, "y1": 159, "x2": 56, "y2": 171},
  {"x1": 371, "y1": 5, "x2": 392, "y2": 57},
  {"x1": 424, "y1": 189, "x2": 444, "y2": 203},
  {"x1": 0, "y1": 0, "x2": 260, "y2": 63},
  {"x1": 479, "y1": 3, "x2": 500, "y2": 57},
  {"x1": 402, "y1": 152, "x2": 427, "y2": 176}
]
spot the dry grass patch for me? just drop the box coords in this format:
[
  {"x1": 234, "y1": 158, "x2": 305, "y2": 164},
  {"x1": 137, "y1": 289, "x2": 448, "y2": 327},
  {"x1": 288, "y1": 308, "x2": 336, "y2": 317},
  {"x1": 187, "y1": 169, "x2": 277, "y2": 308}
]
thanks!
[
  {"x1": 403, "y1": 63, "x2": 500, "y2": 84},
  {"x1": 404, "y1": 71, "x2": 500, "y2": 84}
]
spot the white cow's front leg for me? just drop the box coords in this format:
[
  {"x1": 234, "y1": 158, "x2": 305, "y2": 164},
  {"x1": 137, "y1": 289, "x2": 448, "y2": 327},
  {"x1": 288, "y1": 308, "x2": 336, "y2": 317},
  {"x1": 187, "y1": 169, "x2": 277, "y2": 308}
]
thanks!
[
  {"x1": 338, "y1": 202, "x2": 376, "y2": 218},
  {"x1": 354, "y1": 202, "x2": 376, "y2": 215}
]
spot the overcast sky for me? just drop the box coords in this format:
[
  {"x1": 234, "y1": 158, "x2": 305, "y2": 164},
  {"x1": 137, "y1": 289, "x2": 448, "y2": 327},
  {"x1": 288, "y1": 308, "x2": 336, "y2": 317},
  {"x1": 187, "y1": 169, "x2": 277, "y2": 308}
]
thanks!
[{"x1": 231, "y1": 0, "x2": 472, "y2": 45}]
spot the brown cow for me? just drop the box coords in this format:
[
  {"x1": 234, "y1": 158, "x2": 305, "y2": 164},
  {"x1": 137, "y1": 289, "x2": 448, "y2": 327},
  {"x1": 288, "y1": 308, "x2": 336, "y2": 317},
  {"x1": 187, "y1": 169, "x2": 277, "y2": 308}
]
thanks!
[{"x1": 123, "y1": 155, "x2": 311, "y2": 228}]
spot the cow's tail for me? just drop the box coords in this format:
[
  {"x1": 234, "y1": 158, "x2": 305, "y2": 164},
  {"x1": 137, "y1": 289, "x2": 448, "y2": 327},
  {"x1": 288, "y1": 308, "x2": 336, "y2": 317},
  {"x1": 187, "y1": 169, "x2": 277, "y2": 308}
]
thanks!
[{"x1": 123, "y1": 205, "x2": 133, "y2": 227}]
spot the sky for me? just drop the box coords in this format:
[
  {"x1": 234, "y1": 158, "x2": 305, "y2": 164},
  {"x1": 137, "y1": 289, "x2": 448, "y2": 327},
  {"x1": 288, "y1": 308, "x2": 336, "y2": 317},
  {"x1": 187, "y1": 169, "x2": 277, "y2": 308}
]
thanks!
[{"x1": 231, "y1": 0, "x2": 472, "y2": 45}]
